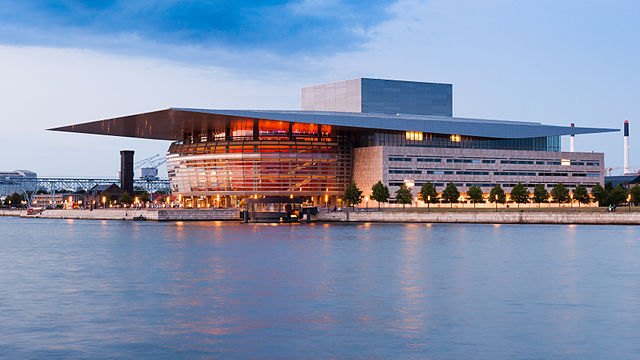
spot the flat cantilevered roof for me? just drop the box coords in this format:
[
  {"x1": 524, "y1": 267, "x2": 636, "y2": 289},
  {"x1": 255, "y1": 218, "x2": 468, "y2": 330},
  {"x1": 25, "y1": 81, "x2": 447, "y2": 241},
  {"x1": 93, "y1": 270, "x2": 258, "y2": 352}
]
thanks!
[{"x1": 49, "y1": 108, "x2": 618, "y2": 140}]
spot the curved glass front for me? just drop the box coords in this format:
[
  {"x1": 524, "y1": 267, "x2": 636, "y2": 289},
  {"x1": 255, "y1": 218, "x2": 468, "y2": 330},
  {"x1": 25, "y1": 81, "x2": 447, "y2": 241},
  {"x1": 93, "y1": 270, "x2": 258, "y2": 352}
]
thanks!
[{"x1": 167, "y1": 140, "x2": 352, "y2": 197}]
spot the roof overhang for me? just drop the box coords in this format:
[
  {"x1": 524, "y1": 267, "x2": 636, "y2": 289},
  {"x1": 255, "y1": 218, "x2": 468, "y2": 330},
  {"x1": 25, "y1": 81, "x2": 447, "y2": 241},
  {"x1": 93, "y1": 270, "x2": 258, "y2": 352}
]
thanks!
[{"x1": 49, "y1": 108, "x2": 619, "y2": 140}]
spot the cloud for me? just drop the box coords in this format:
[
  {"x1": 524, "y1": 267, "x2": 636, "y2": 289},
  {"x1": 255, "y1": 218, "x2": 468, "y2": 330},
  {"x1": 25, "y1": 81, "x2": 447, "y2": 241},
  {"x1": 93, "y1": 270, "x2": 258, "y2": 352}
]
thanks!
[
  {"x1": 0, "y1": 0, "x2": 637, "y2": 178},
  {"x1": 0, "y1": 45, "x2": 308, "y2": 177},
  {"x1": 0, "y1": 0, "x2": 392, "y2": 66}
]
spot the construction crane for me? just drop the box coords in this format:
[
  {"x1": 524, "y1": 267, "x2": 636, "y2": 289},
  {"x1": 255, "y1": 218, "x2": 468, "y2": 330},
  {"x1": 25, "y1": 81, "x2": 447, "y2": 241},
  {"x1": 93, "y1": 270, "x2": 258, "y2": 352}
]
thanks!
[{"x1": 134, "y1": 154, "x2": 167, "y2": 180}]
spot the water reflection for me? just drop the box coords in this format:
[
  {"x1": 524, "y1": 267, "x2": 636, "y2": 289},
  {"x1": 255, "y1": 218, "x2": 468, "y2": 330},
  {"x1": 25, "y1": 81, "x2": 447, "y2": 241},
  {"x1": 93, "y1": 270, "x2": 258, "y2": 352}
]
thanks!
[{"x1": 2, "y1": 219, "x2": 640, "y2": 358}]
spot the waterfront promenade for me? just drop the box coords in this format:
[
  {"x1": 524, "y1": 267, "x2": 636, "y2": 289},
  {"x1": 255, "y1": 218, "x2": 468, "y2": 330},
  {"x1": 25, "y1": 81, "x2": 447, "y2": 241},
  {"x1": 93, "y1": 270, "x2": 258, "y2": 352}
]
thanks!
[
  {"x1": 316, "y1": 209, "x2": 640, "y2": 225},
  {"x1": 0, "y1": 208, "x2": 241, "y2": 221},
  {"x1": 2, "y1": 207, "x2": 640, "y2": 224}
]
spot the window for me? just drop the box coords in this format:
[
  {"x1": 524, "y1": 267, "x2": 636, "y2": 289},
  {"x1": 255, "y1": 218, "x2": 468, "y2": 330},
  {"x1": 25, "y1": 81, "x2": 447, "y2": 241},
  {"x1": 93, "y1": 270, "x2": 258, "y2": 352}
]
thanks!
[
  {"x1": 538, "y1": 172, "x2": 568, "y2": 177},
  {"x1": 426, "y1": 170, "x2": 454, "y2": 175},
  {"x1": 389, "y1": 169, "x2": 421, "y2": 174},
  {"x1": 501, "y1": 160, "x2": 534, "y2": 165},
  {"x1": 494, "y1": 171, "x2": 537, "y2": 176},
  {"x1": 457, "y1": 171, "x2": 490, "y2": 175},
  {"x1": 406, "y1": 131, "x2": 423, "y2": 141}
]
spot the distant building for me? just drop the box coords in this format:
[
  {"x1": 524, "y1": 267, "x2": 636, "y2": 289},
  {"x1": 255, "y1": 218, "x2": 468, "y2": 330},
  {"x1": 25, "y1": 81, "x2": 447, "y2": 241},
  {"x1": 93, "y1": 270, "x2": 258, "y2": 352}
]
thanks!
[
  {"x1": 604, "y1": 174, "x2": 640, "y2": 189},
  {"x1": 85, "y1": 183, "x2": 123, "y2": 206},
  {"x1": 32, "y1": 193, "x2": 83, "y2": 208},
  {"x1": 0, "y1": 170, "x2": 37, "y2": 196},
  {"x1": 51, "y1": 78, "x2": 617, "y2": 207}
]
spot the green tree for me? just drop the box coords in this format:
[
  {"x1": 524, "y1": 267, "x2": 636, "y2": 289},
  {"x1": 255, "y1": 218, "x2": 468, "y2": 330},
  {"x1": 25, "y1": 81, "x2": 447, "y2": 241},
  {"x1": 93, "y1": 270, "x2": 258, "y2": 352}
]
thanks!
[
  {"x1": 344, "y1": 182, "x2": 363, "y2": 210},
  {"x1": 370, "y1": 180, "x2": 390, "y2": 210},
  {"x1": 418, "y1": 181, "x2": 439, "y2": 204},
  {"x1": 590, "y1": 183, "x2": 609, "y2": 206},
  {"x1": 138, "y1": 191, "x2": 151, "y2": 204},
  {"x1": 609, "y1": 185, "x2": 628, "y2": 206},
  {"x1": 533, "y1": 184, "x2": 549, "y2": 205},
  {"x1": 441, "y1": 182, "x2": 460, "y2": 206},
  {"x1": 550, "y1": 183, "x2": 570, "y2": 204},
  {"x1": 605, "y1": 182, "x2": 614, "y2": 191},
  {"x1": 466, "y1": 185, "x2": 484, "y2": 207},
  {"x1": 573, "y1": 184, "x2": 591, "y2": 206},
  {"x1": 395, "y1": 185, "x2": 413, "y2": 209},
  {"x1": 630, "y1": 185, "x2": 640, "y2": 204},
  {"x1": 120, "y1": 191, "x2": 134, "y2": 205},
  {"x1": 7, "y1": 192, "x2": 25, "y2": 207},
  {"x1": 489, "y1": 184, "x2": 506, "y2": 203},
  {"x1": 510, "y1": 182, "x2": 529, "y2": 207}
]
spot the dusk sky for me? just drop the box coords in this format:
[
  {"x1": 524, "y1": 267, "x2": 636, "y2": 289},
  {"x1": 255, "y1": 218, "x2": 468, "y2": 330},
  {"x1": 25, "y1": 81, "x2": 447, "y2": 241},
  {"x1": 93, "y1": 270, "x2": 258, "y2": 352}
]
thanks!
[{"x1": 1, "y1": 0, "x2": 638, "y2": 177}]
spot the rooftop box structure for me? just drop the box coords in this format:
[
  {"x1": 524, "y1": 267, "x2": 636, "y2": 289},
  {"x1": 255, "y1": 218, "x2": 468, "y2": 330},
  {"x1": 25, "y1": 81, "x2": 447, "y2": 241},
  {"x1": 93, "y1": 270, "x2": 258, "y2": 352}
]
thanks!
[{"x1": 301, "y1": 78, "x2": 453, "y2": 116}]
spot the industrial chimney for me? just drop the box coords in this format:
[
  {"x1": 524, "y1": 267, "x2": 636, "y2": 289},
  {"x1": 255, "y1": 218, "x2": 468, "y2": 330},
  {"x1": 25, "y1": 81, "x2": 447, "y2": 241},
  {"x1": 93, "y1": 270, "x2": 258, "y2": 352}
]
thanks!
[
  {"x1": 569, "y1": 123, "x2": 575, "y2": 152},
  {"x1": 624, "y1": 121, "x2": 631, "y2": 174},
  {"x1": 120, "y1": 150, "x2": 134, "y2": 195}
]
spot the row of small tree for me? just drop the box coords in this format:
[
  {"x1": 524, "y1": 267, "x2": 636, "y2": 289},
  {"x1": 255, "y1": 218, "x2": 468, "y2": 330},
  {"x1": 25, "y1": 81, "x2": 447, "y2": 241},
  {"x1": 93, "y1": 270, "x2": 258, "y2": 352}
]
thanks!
[
  {"x1": 343, "y1": 181, "x2": 639, "y2": 209},
  {"x1": 2, "y1": 192, "x2": 26, "y2": 207},
  {"x1": 100, "y1": 190, "x2": 151, "y2": 205}
]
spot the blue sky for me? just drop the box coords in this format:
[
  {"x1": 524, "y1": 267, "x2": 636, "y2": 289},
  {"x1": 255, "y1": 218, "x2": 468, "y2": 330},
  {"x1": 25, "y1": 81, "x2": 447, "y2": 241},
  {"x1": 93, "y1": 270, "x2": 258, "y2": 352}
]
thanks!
[
  {"x1": 0, "y1": 0, "x2": 638, "y2": 177},
  {"x1": 0, "y1": 0, "x2": 390, "y2": 63}
]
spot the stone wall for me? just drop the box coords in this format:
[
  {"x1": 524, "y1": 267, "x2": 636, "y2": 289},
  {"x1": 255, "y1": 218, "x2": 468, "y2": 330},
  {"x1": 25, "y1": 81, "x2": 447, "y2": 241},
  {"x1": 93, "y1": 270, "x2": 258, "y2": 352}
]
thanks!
[
  {"x1": 381, "y1": 146, "x2": 604, "y2": 196},
  {"x1": 317, "y1": 211, "x2": 640, "y2": 225},
  {"x1": 1, "y1": 209, "x2": 242, "y2": 221},
  {"x1": 352, "y1": 146, "x2": 384, "y2": 197}
]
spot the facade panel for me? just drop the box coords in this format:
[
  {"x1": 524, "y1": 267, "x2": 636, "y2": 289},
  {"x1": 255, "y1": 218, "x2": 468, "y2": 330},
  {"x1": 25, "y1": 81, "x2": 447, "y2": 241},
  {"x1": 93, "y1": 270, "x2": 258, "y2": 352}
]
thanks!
[
  {"x1": 352, "y1": 146, "x2": 605, "y2": 198},
  {"x1": 301, "y1": 78, "x2": 453, "y2": 116}
]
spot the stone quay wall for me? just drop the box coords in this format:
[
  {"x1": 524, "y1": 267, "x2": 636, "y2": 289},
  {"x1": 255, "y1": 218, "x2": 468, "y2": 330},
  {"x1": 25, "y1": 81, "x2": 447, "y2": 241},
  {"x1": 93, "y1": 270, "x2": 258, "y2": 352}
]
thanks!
[
  {"x1": 317, "y1": 211, "x2": 640, "y2": 225},
  {"x1": 0, "y1": 209, "x2": 241, "y2": 221}
]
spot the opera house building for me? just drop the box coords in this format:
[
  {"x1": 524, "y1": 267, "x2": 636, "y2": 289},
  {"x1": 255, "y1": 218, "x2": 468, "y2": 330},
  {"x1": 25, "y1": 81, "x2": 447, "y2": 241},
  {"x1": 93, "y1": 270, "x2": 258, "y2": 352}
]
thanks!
[{"x1": 51, "y1": 78, "x2": 616, "y2": 207}]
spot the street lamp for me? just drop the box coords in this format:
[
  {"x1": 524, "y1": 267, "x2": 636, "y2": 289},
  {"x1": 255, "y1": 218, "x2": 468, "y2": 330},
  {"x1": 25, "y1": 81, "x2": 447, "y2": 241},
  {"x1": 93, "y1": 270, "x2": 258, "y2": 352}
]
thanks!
[
  {"x1": 629, "y1": 194, "x2": 632, "y2": 213},
  {"x1": 570, "y1": 193, "x2": 573, "y2": 209},
  {"x1": 427, "y1": 195, "x2": 430, "y2": 212}
]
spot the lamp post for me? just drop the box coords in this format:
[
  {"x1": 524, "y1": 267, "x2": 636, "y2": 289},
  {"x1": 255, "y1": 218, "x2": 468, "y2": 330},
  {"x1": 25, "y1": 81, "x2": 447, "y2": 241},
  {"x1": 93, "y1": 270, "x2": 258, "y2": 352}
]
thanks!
[
  {"x1": 570, "y1": 193, "x2": 573, "y2": 209},
  {"x1": 629, "y1": 194, "x2": 632, "y2": 213},
  {"x1": 427, "y1": 195, "x2": 430, "y2": 212}
]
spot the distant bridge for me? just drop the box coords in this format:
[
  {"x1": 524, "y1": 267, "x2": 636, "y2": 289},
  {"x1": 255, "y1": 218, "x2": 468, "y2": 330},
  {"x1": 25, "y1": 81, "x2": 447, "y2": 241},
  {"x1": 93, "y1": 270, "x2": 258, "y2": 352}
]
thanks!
[{"x1": 0, "y1": 177, "x2": 170, "y2": 204}]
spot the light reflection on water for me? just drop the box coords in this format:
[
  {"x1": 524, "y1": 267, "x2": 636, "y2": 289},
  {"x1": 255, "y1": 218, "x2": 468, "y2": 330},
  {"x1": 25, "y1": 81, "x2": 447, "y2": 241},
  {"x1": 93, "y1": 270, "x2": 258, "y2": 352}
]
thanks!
[{"x1": 1, "y1": 218, "x2": 640, "y2": 359}]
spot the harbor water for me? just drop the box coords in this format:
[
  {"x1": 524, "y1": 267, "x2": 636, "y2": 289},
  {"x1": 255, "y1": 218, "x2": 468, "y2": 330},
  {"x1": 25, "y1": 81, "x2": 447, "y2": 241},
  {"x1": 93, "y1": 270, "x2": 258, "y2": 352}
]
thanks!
[{"x1": 1, "y1": 217, "x2": 640, "y2": 359}]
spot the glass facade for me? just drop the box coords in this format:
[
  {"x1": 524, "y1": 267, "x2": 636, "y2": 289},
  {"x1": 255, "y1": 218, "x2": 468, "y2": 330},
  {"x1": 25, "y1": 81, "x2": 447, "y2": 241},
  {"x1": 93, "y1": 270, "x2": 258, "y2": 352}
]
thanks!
[
  {"x1": 356, "y1": 131, "x2": 560, "y2": 152},
  {"x1": 167, "y1": 140, "x2": 351, "y2": 197}
]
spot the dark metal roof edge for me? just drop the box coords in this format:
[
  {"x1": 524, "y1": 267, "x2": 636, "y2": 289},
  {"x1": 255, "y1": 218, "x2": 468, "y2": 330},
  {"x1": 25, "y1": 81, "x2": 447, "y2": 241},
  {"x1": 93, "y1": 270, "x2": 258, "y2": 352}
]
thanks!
[{"x1": 170, "y1": 108, "x2": 619, "y2": 136}]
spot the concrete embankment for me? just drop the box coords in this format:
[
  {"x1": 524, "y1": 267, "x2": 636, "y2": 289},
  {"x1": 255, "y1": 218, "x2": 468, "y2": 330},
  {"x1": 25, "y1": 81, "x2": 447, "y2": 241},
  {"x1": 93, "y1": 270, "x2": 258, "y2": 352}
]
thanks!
[
  {"x1": 0, "y1": 209, "x2": 241, "y2": 221},
  {"x1": 317, "y1": 211, "x2": 640, "y2": 225}
]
